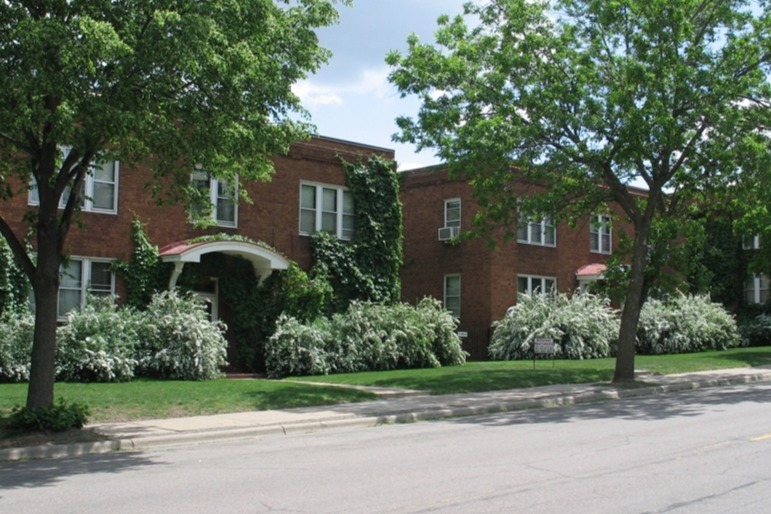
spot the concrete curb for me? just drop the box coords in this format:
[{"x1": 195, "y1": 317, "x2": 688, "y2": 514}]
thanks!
[{"x1": 2, "y1": 370, "x2": 770, "y2": 462}]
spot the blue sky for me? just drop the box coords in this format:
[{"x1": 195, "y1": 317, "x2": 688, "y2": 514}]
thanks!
[{"x1": 293, "y1": 0, "x2": 469, "y2": 170}]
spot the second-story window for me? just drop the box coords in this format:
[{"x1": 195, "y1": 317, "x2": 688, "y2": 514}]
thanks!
[
  {"x1": 299, "y1": 182, "x2": 354, "y2": 240},
  {"x1": 191, "y1": 170, "x2": 238, "y2": 228},
  {"x1": 518, "y1": 215, "x2": 556, "y2": 247},
  {"x1": 444, "y1": 198, "x2": 461, "y2": 228},
  {"x1": 29, "y1": 154, "x2": 120, "y2": 214},
  {"x1": 590, "y1": 214, "x2": 612, "y2": 254}
]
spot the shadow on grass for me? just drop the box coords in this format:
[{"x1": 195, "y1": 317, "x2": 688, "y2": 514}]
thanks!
[
  {"x1": 238, "y1": 383, "x2": 377, "y2": 410},
  {"x1": 708, "y1": 350, "x2": 771, "y2": 367},
  {"x1": 346, "y1": 368, "x2": 615, "y2": 395}
]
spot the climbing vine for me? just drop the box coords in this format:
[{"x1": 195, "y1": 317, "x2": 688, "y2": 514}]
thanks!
[
  {"x1": 311, "y1": 154, "x2": 403, "y2": 311},
  {"x1": 112, "y1": 218, "x2": 170, "y2": 309},
  {"x1": 0, "y1": 237, "x2": 30, "y2": 316}
]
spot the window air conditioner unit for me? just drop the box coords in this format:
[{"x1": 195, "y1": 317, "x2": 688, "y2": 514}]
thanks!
[{"x1": 438, "y1": 226, "x2": 460, "y2": 241}]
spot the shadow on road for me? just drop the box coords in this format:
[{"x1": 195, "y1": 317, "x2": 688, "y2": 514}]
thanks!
[
  {"x1": 0, "y1": 451, "x2": 160, "y2": 490},
  {"x1": 449, "y1": 382, "x2": 771, "y2": 427}
]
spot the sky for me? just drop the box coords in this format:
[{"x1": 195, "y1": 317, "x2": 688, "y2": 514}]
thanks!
[{"x1": 293, "y1": 0, "x2": 469, "y2": 171}]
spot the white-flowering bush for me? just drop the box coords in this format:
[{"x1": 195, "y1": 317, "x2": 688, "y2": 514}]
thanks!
[
  {"x1": 134, "y1": 291, "x2": 228, "y2": 380},
  {"x1": 265, "y1": 299, "x2": 467, "y2": 378},
  {"x1": 489, "y1": 292, "x2": 619, "y2": 360},
  {"x1": 265, "y1": 315, "x2": 331, "y2": 378},
  {"x1": 636, "y1": 294, "x2": 740, "y2": 354},
  {"x1": 740, "y1": 314, "x2": 771, "y2": 347},
  {"x1": 413, "y1": 297, "x2": 467, "y2": 367},
  {"x1": 0, "y1": 312, "x2": 34, "y2": 382},
  {"x1": 56, "y1": 297, "x2": 139, "y2": 382}
]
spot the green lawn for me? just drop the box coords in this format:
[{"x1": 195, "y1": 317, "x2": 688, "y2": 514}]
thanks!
[
  {"x1": 0, "y1": 380, "x2": 377, "y2": 423},
  {"x1": 291, "y1": 346, "x2": 771, "y2": 394},
  {"x1": 1, "y1": 347, "x2": 769, "y2": 424}
]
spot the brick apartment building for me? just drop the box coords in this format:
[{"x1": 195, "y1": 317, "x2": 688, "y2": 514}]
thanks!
[
  {"x1": 399, "y1": 166, "x2": 641, "y2": 360},
  {"x1": 6, "y1": 134, "x2": 762, "y2": 363},
  {"x1": 3, "y1": 136, "x2": 393, "y2": 338}
]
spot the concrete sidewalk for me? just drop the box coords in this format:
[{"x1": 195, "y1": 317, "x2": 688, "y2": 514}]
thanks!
[{"x1": 3, "y1": 366, "x2": 771, "y2": 461}]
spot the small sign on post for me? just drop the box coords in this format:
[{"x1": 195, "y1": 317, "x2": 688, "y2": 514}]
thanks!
[{"x1": 533, "y1": 337, "x2": 556, "y2": 369}]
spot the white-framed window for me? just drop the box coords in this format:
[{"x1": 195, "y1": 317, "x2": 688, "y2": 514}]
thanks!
[
  {"x1": 191, "y1": 170, "x2": 238, "y2": 228},
  {"x1": 58, "y1": 258, "x2": 115, "y2": 319},
  {"x1": 517, "y1": 275, "x2": 556, "y2": 296},
  {"x1": 517, "y1": 215, "x2": 556, "y2": 247},
  {"x1": 444, "y1": 198, "x2": 461, "y2": 228},
  {"x1": 28, "y1": 156, "x2": 120, "y2": 214},
  {"x1": 745, "y1": 274, "x2": 769, "y2": 305},
  {"x1": 444, "y1": 274, "x2": 461, "y2": 318},
  {"x1": 299, "y1": 182, "x2": 354, "y2": 240},
  {"x1": 590, "y1": 214, "x2": 612, "y2": 254},
  {"x1": 743, "y1": 235, "x2": 761, "y2": 250}
]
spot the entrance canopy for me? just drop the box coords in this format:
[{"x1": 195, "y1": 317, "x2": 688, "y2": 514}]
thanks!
[
  {"x1": 576, "y1": 263, "x2": 607, "y2": 282},
  {"x1": 160, "y1": 240, "x2": 290, "y2": 288},
  {"x1": 576, "y1": 263, "x2": 607, "y2": 292}
]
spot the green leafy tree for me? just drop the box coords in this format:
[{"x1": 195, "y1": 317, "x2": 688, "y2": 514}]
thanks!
[
  {"x1": 387, "y1": 0, "x2": 771, "y2": 382},
  {"x1": 0, "y1": 0, "x2": 349, "y2": 408}
]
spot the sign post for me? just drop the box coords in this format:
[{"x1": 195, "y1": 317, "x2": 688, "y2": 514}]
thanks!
[{"x1": 533, "y1": 337, "x2": 556, "y2": 369}]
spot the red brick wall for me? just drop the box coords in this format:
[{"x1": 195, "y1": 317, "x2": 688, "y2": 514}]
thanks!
[
  {"x1": 400, "y1": 166, "x2": 637, "y2": 360},
  {"x1": 1, "y1": 136, "x2": 394, "y2": 296}
]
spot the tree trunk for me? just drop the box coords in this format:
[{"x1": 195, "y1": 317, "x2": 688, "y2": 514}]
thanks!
[
  {"x1": 612, "y1": 219, "x2": 651, "y2": 383},
  {"x1": 25, "y1": 222, "x2": 62, "y2": 409}
]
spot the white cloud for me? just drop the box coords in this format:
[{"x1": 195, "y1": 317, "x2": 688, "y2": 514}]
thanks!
[
  {"x1": 292, "y1": 81, "x2": 343, "y2": 108},
  {"x1": 294, "y1": 66, "x2": 393, "y2": 109}
]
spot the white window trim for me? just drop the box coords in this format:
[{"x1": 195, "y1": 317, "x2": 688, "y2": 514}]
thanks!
[
  {"x1": 746, "y1": 274, "x2": 769, "y2": 305},
  {"x1": 590, "y1": 214, "x2": 612, "y2": 254},
  {"x1": 444, "y1": 198, "x2": 461, "y2": 229},
  {"x1": 443, "y1": 274, "x2": 461, "y2": 319},
  {"x1": 57, "y1": 257, "x2": 116, "y2": 320},
  {"x1": 743, "y1": 235, "x2": 761, "y2": 250},
  {"x1": 191, "y1": 170, "x2": 238, "y2": 228},
  {"x1": 299, "y1": 181, "x2": 354, "y2": 240},
  {"x1": 517, "y1": 216, "x2": 556, "y2": 247},
  {"x1": 28, "y1": 158, "x2": 120, "y2": 215},
  {"x1": 517, "y1": 274, "x2": 557, "y2": 296}
]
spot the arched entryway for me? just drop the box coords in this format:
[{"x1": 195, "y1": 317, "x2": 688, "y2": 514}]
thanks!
[{"x1": 159, "y1": 240, "x2": 291, "y2": 368}]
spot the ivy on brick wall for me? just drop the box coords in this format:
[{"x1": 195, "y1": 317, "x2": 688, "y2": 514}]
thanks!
[
  {"x1": 112, "y1": 218, "x2": 170, "y2": 309},
  {"x1": 0, "y1": 237, "x2": 30, "y2": 316},
  {"x1": 311, "y1": 154, "x2": 403, "y2": 311}
]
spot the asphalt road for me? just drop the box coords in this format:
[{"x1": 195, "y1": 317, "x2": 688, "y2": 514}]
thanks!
[{"x1": 2, "y1": 382, "x2": 770, "y2": 513}]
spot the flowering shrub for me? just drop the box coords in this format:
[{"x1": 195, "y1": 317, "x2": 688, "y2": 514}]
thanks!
[
  {"x1": 265, "y1": 316, "x2": 332, "y2": 377},
  {"x1": 56, "y1": 297, "x2": 139, "y2": 382},
  {"x1": 265, "y1": 299, "x2": 466, "y2": 378},
  {"x1": 636, "y1": 294, "x2": 740, "y2": 354},
  {"x1": 740, "y1": 314, "x2": 771, "y2": 347},
  {"x1": 489, "y1": 292, "x2": 619, "y2": 360},
  {"x1": 134, "y1": 290, "x2": 228, "y2": 380},
  {"x1": 0, "y1": 312, "x2": 34, "y2": 382}
]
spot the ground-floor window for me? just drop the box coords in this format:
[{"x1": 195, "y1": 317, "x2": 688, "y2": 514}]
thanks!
[
  {"x1": 58, "y1": 258, "x2": 115, "y2": 319},
  {"x1": 444, "y1": 274, "x2": 461, "y2": 319},
  {"x1": 517, "y1": 275, "x2": 556, "y2": 296},
  {"x1": 745, "y1": 274, "x2": 769, "y2": 305}
]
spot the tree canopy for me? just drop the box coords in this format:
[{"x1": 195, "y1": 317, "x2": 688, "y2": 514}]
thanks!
[
  {"x1": 0, "y1": 0, "x2": 349, "y2": 408},
  {"x1": 387, "y1": 0, "x2": 771, "y2": 381}
]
